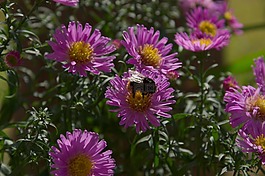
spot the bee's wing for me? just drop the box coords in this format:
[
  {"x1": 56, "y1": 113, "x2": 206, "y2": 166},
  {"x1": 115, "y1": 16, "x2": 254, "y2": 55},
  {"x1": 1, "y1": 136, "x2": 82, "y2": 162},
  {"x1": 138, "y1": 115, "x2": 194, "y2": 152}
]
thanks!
[{"x1": 124, "y1": 70, "x2": 145, "y2": 83}]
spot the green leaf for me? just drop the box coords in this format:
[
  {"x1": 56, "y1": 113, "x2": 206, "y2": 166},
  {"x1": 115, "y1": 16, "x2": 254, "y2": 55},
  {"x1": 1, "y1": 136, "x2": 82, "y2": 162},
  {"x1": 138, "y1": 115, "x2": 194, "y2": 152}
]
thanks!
[
  {"x1": 172, "y1": 113, "x2": 190, "y2": 121},
  {"x1": 17, "y1": 29, "x2": 40, "y2": 41},
  {"x1": 219, "y1": 166, "x2": 227, "y2": 175},
  {"x1": 212, "y1": 128, "x2": 219, "y2": 141},
  {"x1": 135, "y1": 134, "x2": 151, "y2": 145},
  {"x1": 0, "y1": 163, "x2": 11, "y2": 175},
  {"x1": 0, "y1": 130, "x2": 8, "y2": 138},
  {"x1": 154, "y1": 141, "x2": 159, "y2": 168},
  {"x1": 205, "y1": 75, "x2": 215, "y2": 83},
  {"x1": 179, "y1": 147, "x2": 193, "y2": 155}
]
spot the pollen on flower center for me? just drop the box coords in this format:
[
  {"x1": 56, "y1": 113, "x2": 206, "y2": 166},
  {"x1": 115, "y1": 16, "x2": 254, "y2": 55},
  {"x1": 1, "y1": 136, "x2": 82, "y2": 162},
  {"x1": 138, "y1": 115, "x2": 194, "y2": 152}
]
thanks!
[
  {"x1": 224, "y1": 11, "x2": 233, "y2": 21},
  {"x1": 247, "y1": 95, "x2": 265, "y2": 121},
  {"x1": 254, "y1": 96, "x2": 265, "y2": 116},
  {"x1": 192, "y1": 38, "x2": 212, "y2": 46},
  {"x1": 199, "y1": 21, "x2": 217, "y2": 37},
  {"x1": 68, "y1": 154, "x2": 93, "y2": 176},
  {"x1": 255, "y1": 134, "x2": 265, "y2": 151},
  {"x1": 126, "y1": 90, "x2": 152, "y2": 112},
  {"x1": 139, "y1": 44, "x2": 162, "y2": 68},
  {"x1": 69, "y1": 41, "x2": 93, "y2": 63}
]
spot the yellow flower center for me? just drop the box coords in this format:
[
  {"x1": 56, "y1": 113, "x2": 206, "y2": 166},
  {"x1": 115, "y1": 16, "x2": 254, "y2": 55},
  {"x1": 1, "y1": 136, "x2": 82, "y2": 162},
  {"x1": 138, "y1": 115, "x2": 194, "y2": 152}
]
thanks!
[
  {"x1": 247, "y1": 95, "x2": 265, "y2": 121},
  {"x1": 254, "y1": 96, "x2": 265, "y2": 116},
  {"x1": 224, "y1": 11, "x2": 233, "y2": 21},
  {"x1": 69, "y1": 41, "x2": 93, "y2": 63},
  {"x1": 68, "y1": 154, "x2": 93, "y2": 176},
  {"x1": 199, "y1": 21, "x2": 217, "y2": 37},
  {"x1": 255, "y1": 134, "x2": 265, "y2": 151},
  {"x1": 139, "y1": 44, "x2": 162, "y2": 68},
  {"x1": 126, "y1": 90, "x2": 152, "y2": 112},
  {"x1": 192, "y1": 38, "x2": 212, "y2": 46}
]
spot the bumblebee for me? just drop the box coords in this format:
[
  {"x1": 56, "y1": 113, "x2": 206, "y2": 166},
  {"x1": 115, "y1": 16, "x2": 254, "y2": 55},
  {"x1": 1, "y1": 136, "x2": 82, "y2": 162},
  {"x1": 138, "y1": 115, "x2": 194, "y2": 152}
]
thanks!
[{"x1": 125, "y1": 70, "x2": 156, "y2": 97}]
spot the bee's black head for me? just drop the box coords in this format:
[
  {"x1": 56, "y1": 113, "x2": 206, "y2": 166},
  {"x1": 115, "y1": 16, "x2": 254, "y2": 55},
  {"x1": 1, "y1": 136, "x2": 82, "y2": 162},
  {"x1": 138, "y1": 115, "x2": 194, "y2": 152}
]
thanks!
[
  {"x1": 143, "y1": 78, "x2": 156, "y2": 94},
  {"x1": 143, "y1": 77, "x2": 155, "y2": 84}
]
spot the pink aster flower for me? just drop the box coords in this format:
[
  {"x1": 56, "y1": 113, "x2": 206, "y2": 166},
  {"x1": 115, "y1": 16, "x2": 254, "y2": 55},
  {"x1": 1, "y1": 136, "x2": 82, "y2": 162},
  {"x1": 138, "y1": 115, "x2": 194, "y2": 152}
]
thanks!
[
  {"x1": 216, "y1": 2, "x2": 243, "y2": 35},
  {"x1": 237, "y1": 127, "x2": 265, "y2": 164},
  {"x1": 49, "y1": 129, "x2": 115, "y2": 176},
  {"x1": 253, "y1": 57, "x2": 265, "y2": 94},
  {"x1": 46, "y1": 21, "x2": 116, "y2": 77},
  {"x1": 52, "y1": 0, "x2": 79, "y2": 6},
  {"x1": 224, "y1": 85, "x2": 265, "y2": 129},
  {"x1": 121, "y1": 24, "x2": 181, "y2": 75},
  {"x1": 223, "y1": 75, "x2": 239, "y2": 92},
  {"x1": 4, "y1": 51, "x2": 22, "y2": 68},
  {"x1": 174, "y1": 32, "x2": 230, "y2": 52},
  {"x1": 105, "y1": 69, "x2": 176, "y2": 133},
  {"x1": 186, "y1": 7, "x2": 228, "y2": 38}
]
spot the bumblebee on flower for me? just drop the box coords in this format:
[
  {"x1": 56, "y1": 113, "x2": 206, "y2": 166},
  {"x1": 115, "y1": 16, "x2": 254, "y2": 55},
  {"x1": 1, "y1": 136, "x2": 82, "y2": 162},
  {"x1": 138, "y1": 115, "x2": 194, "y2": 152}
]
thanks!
[{"x1": 105, "y1": 69, "x2": 176, "y2": 133}]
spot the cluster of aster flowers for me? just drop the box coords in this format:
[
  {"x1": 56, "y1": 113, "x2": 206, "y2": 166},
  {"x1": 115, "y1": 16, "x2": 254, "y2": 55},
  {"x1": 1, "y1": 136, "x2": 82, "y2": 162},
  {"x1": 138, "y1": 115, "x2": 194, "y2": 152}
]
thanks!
[
  {"x1": 43, "y1": 0, "x2": 245, "y2": 174},
  {"x1": 47, "y1": 22, "x2": 182, "y2": 174},
  {"x1": 46, "y1": 20, "x2": 118, "y2": 175},
  {"x1": 224, "y1": 56, "x2": 265, "y2": 164},
  {"x1": 179, "y1": 0, "x2": 243, "y2": 34},
  {"x1": 175, "y1": 0, "x2": 242, "y2": 52},
  {"x1": 105, "y1": 24, "x2": 181, "y2": 133},
  {"x1": 46, "y1": 21, "x2": 181, "y2": 133}
]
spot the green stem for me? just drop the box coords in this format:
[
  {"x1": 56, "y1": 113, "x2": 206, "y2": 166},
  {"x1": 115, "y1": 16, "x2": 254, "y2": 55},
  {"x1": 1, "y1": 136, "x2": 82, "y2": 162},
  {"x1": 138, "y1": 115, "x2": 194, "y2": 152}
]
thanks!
[
  {"x1": 22, "y1": 43, "x2": 48, "y2": 51},
  {"x1": 199, "y1": 57, "x2": 204, "y2": 117},
  {"x1": 152, "y1": 128, "x2": 159, "y2": 175},
  {"x1": 243, "y1": 23, "x2": 265, "y2": 32}
]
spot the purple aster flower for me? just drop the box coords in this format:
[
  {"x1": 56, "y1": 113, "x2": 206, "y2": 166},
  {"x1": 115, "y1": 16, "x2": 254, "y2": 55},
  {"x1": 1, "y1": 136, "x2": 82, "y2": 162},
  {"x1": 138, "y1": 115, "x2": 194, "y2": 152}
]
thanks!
[
  {"x1": 223, "y1": 75, "x2": 239, "y2": 92},
  {"x1": 46, "y1": 21, "x2": 116, "y2": 77},
  {"x1": 179, "y1": 0, "x2": 217, "y2": 12},
  {"x1": 49, "y1": 129, "x2": 115, "y2": 176},
  {"x1": 224, "y1": 85, "x2": 265, "y2": 129},
  {"x1": 253, "y1": 57, "x2": 265, "y2": 94},
  {"x1": 174, "y1": 32, "x2": 230, "y2": 52},
  {"x1": 216, "y1": 2, "x2": 243, "y2": 35},
  {"x1": 186, "y1": 7, "x2": 228, "y2": 38},
  {"x1": 105, "y1": 69, "x2": 176, "y2": 133},
  {"x1": 4, "y1": 51, "x2": 22, "y2": 68},
  {"x1": 237, "y1": 127, "x2": 265, "y2": 164},
  {"x1": 121, "y1": 24, "x2": 181, "y2": 75},
  {"x1": 52, "y1": 0, "x2": 79, "y2": 6}
]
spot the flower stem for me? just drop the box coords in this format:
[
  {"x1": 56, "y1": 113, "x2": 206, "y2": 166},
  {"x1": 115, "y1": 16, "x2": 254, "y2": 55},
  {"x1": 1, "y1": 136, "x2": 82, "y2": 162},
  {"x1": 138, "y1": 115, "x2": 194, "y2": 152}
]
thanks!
[
  {"x1": 199, "y1": 58, "x2": 204, "y2": 117},
  {"x1": 197, "y1": 52, "x2": 208, "y2": 118}
]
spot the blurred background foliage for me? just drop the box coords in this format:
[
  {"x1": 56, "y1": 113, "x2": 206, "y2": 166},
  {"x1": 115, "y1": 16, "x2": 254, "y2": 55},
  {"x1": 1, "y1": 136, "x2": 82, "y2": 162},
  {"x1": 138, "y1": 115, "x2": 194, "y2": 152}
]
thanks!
[
  {"x1": 224, "y1": 0, "x2": 265, "y2": 85},
  {"x1": 0, "y1": 0, "x2": 265, "y2": 176}
]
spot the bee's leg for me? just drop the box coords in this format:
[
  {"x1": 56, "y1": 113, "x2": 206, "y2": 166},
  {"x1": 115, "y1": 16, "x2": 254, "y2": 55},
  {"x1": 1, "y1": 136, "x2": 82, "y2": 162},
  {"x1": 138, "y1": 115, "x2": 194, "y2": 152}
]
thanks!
[{"x1": 142, "y1": 92, "x2": 147, "y2": 99}]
